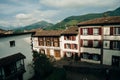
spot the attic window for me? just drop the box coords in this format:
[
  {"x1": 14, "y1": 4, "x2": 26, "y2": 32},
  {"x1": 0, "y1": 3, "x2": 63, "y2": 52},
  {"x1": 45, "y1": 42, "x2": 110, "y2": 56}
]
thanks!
[{"x1": 10, "y1": 40, "x2": 15, "y2": 47}]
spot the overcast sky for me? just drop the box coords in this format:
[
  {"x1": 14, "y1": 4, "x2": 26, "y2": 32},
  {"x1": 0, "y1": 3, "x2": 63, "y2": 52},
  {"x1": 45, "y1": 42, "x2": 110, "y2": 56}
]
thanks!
[{"x1": 0, "y1": 0, "x2": 120, "y2": 27}]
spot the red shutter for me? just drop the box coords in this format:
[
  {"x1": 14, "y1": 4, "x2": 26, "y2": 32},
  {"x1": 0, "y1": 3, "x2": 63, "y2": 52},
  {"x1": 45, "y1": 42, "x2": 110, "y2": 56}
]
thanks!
[
  {"x1": 72, "y1": 36, "x2": 76, "y2": 41},
  {"x1": 88, "y1": 40, "x2": 93, "y2": 47},
  {"x1": 88, "y1": 28, "x2": 93, "y2": 35},
  {"x1": 80, "y1": 28, "x2": 83, "y2": 35},
  {"x1": 64, "y1": 36, "x2": 66, "y2": 40},
  {"x1": 80, "y1": 40, "x2": 83, "y2": 47},
  {"x1": 110, "y1": 27, "x2": 114, "y2": 35},
  {"x1": 71, "y1": 44, "x2": 73, "y2": 49},
  {"x1": 99, "y1": 28, "x2": 102, "y2": 35},
  {"x1": 64, "y1": 44, "x2": 66, "y2": 48}
]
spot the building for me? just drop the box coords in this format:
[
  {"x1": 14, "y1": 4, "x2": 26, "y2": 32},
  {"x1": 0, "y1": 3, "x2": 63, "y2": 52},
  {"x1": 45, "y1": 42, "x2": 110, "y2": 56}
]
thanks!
[
  {"x1": 32, "y1": 30, "x2": 63, "y2": 60},
  {"x1": 77, "y1": 16, "x2": 120, "y2": 67},
  {"x1": 61, "y1": 27, "x2": 79, "y2": 60},
  {"x1": 0, "y1": 32, "x2": 34, "y2": 80},
  {"x1": 0, "y1": 53, "x2": 26, "y2": 80}
]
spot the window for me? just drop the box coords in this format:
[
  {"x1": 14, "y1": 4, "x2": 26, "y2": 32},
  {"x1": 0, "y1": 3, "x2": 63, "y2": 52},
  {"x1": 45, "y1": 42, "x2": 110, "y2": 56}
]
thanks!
[
  {"x1": 46, "y1": 41, "x2": 51, "y2": 46},
  {"x1": 10, "y1": 40, "x2": 15, "y2": 47},
  {"x1": 92, "y1": 54, "x2": 99, "y2": 61},
  {"x1": 104, "y1": 41, "x2": 110, "y2": 49},
  {"x1": 93, "y1": 40, "x2": 99, "y2": 48},
  {"x1": 93, "y1": 28, "x2": 99, "y2": 35},
  {"x1": 73, "y1": 44, "x2": 77, "y2": 49},
  {"x1": 83, "y1": 28, "x2": 88, "y2": 35},
  {"x1": 53, "y1": 42, "x2": 59, "y2": 47},
  {"x1": 81, "y1": 53, "x2": 89, "y2": 59},
  {"x1": 83, "y1": 40, "x2": 88, "y2": 47},
  {"x1": 66, "y1": 44, "x2": 71, "y2": 49},
  {"x1": 113, "y1": 41, "x2": 120, "y2": 50},
  {"x1": 114, "y1": 27, "x2": 120, "y2": 35}
]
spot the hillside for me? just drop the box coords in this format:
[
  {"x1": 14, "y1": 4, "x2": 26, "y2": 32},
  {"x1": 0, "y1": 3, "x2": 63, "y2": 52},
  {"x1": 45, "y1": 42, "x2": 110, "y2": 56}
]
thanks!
[
  {"x1": 14, "y1": 21, "x2": 54, "y2": 33},
  {"x1": 47, "y1": 7, "x2": 120, "y2": 30}
]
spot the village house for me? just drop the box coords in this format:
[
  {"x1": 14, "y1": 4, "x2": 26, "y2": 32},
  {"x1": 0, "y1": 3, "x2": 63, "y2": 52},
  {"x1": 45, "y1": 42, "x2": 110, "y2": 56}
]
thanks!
[
  {"x1": 77, "y1": 16, "x2": 120, "y2": 67},
  {"x1": 0, "y1": 32, "x2": 34, "y2": 80},
  {"x1": 32, "y1": 30, "x2": 63, "y2": 60},
  {"x1": 61, "y1": 27, "x2": 79, "y2": 60}
]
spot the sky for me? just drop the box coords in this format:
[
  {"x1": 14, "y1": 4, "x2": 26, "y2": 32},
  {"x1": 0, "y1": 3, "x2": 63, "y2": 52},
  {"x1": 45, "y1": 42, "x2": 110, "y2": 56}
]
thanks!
[{"x1": 0, "y1": 0, "x2": 120, "y2": 27}]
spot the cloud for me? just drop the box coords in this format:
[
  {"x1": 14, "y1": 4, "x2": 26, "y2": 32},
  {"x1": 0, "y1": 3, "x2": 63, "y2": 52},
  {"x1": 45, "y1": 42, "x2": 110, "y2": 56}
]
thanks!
[
  {"x1": 40, "y1": 0, "x2": 120, "y2": 9},
  {"x1": 16, "y1": 13, "x2": 32, "y2": 19}
]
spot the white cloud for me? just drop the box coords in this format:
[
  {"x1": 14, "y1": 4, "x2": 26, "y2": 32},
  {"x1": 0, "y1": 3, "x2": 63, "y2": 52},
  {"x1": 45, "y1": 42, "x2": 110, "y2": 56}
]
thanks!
[
  {"x1": 40, "y1": 0, "x2": 120, "y2": 9},
  {"x1": 16, "y1": 13, "x2": 32, "y2": 19}
]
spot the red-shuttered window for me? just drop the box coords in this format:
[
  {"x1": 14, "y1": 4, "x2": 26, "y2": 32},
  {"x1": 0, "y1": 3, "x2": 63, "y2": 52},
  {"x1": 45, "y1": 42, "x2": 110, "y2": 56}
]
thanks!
[
  {"x1": 88, "y1": 28, "x2": 93, "y2": 35},
  {"x1": 80, "y1": 40, "x2": 83, "y2": 47},
  {"x1": 88, "y1": 40, "x2": 93, "y2": 47},
  {"x1": 99, "y1": 28, "x2": 102, "y2": 35},
  {"x1": 64, "y1": 36, "x2": 66, "y2": 40},
  {"x1": 110, "y1": 27, "x2": 114, "y2": 35},
  {"x1": 83, "y1": 40, "x2": 88, "y2": 47},
  {"x1": 72, "y1": 36, "x2": 76, "y2": 41},
  {"x1": 73, "y1": 44, "x2": 77, "y2": 49},
  {"x1": 80, "y1": 28, "x2": 83, "y2": 35},
  {"x1": 64, "y1": 44, "x2": 66, "y2": 48}
]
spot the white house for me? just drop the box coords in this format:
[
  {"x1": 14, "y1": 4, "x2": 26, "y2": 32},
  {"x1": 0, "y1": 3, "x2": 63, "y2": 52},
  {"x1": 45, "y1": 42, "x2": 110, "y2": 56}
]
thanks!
[
  {"x1": 0, "y1": 32, "x2": 34, "y2": 80},
  {"x1": 60, "y1": 26, "x2": 79, "y2": 59},
  {"x1": 77, "y1": 16, "x2": 120, "y2": 67}
]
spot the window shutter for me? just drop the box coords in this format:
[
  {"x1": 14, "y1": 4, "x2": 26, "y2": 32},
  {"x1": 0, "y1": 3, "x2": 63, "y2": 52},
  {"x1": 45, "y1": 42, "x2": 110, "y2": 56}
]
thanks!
[
  {"x1": 80, "y1": 28, "x2": 83, "y2": 35},
  {"x1": 110, "y1": 41, "x2": 113, "y2": 49},
  {"x1": 88, "y1": 40, "x2": 93, "y2": 47},
  {"x1": 72, "y1": 36, "x2": 76, "y2": 40},
  {"x1": 80, "y1": 40, "x2": 83, "y2": 47},
  {"x1": 88, "y1": 28, "x2": 93, "y2": 35},
  {"x1": 99, "y1": 28, "x2": 102, "y2": 35},
  {"x1": 64, "y1": 36, "x2": 66, "y2": 40},
  {"x1": 110, "y1": 27, "x2": 114, "y2": 35},
  {"x1": 64, "y1": 44, "x2": 66, "y2": 48}
]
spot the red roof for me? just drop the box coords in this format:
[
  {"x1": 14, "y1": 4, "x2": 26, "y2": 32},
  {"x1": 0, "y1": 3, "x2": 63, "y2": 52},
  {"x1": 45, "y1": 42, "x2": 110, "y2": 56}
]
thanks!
[{"x1": 77, "y1": 16, "x2": 120, "y2": 26}]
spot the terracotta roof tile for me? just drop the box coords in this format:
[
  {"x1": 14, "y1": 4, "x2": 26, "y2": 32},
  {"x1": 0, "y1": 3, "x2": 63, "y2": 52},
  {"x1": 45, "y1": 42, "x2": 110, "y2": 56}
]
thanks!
[
  {"x1": 34, "y1": 30, "x2": 64, "y2": 37},
  {"x1": 77, "y1": 16, "x2": 120, "y2": 26},
  {"x1": 61, "y1": 26, "x2": 78, "y2": 35}
]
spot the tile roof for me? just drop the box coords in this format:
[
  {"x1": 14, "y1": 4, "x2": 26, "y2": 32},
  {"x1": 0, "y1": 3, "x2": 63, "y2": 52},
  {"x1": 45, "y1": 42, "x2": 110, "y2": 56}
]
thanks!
[
  {"x1": 34, "y1": 30, "x2": 64, "y2": 37},
  {"x1": 0, "y1": 53, "x2": 26, "y2": 67},
  {"x1": 61, "y1": 26, "x2": 78, "y2": 35},
  {"x1": 77, "y1": 16, "x2": 120, "y2": 26}
]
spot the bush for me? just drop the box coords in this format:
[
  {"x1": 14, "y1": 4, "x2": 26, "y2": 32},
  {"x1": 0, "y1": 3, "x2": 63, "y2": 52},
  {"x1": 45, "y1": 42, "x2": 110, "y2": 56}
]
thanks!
[{"x1": 46, "y1": 68, "x2": 66, "y2": 80}]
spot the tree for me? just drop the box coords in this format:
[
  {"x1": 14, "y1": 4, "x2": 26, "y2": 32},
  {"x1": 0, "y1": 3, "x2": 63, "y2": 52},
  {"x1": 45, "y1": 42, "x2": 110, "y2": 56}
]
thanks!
[{"x1": 32, "y1": 51, "x2": 53, "y2": 80}]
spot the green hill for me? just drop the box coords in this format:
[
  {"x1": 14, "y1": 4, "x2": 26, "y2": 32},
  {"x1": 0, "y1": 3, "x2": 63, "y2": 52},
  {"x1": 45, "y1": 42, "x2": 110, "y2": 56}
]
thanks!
[{"x1": 46, "y1": 7, "x2": 120, "y2": 30}]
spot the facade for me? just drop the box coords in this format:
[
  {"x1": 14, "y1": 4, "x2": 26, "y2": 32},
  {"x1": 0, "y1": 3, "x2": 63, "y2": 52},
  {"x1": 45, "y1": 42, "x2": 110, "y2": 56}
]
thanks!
[
  {"x1": 0, "y1": 53, "x2": 26, "y2": 80},
  {"x1": 32, "y1": 30, "x2": 63, "y2": 60},
  {"x1": 61, "y1": 27, "x2": 79, "y2": 59},
  {"x1": 78, "y1": 16, "x2": 120, "y2": 67},
  {"x1": 0, "y1": 32, "x2": 34, "y2": 80}
]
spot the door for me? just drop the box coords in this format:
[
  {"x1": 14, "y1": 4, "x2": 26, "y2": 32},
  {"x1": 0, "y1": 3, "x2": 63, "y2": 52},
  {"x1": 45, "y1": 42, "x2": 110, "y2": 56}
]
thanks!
[
  {"x1": 47, "y1": 49, "x2": 50, "y2": 56},
  {"x1": 54, "y1": 50, "x2": 61, "y2": 58},
  {"x1": 112, "y1": 56, "x2": 120, "y2": 67}
]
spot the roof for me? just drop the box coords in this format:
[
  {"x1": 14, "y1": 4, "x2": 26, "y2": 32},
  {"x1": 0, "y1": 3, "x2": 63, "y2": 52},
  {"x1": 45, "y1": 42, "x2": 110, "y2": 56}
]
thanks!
[
  {"x1": 0, "y1": 53, "x2": 26, "y2": 67},
  {"x1": 34, "y1": 30, "x2": 64, "y2": 37},
  {"x1": 61, "y1": 26, "x2": 78, "y2": 35},
  {"x1": 77, "y1": 16, "x2": 120, "y2": 26},
  {"x1": 0, "y1": 32, "x2": 34, "y2": 38}
]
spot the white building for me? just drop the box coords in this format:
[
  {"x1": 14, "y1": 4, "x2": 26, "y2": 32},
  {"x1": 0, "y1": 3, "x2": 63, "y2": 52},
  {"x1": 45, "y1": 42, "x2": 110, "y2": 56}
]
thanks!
[
  {"x1": 0, "y1": 32, "x2": 34, "y2": 80},
  {"x1": 32, "y1": 30, "x2": 63, "y2": 60},
  {"x1": 61, "y1": 27, "x2": 79, "y2": 59},
  {"x1": 78, "y1": 16, "x2": 120, "y2": 67}
]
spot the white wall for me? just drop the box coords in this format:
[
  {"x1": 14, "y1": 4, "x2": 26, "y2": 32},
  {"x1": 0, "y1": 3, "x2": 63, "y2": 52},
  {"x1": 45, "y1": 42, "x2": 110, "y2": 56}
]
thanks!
[
  {"x1": 103, "y1": 50, "x2": 120, "y2": 65},
  {"x1": 0, "y1": 34, "x2": 34, "y2": 80}
]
